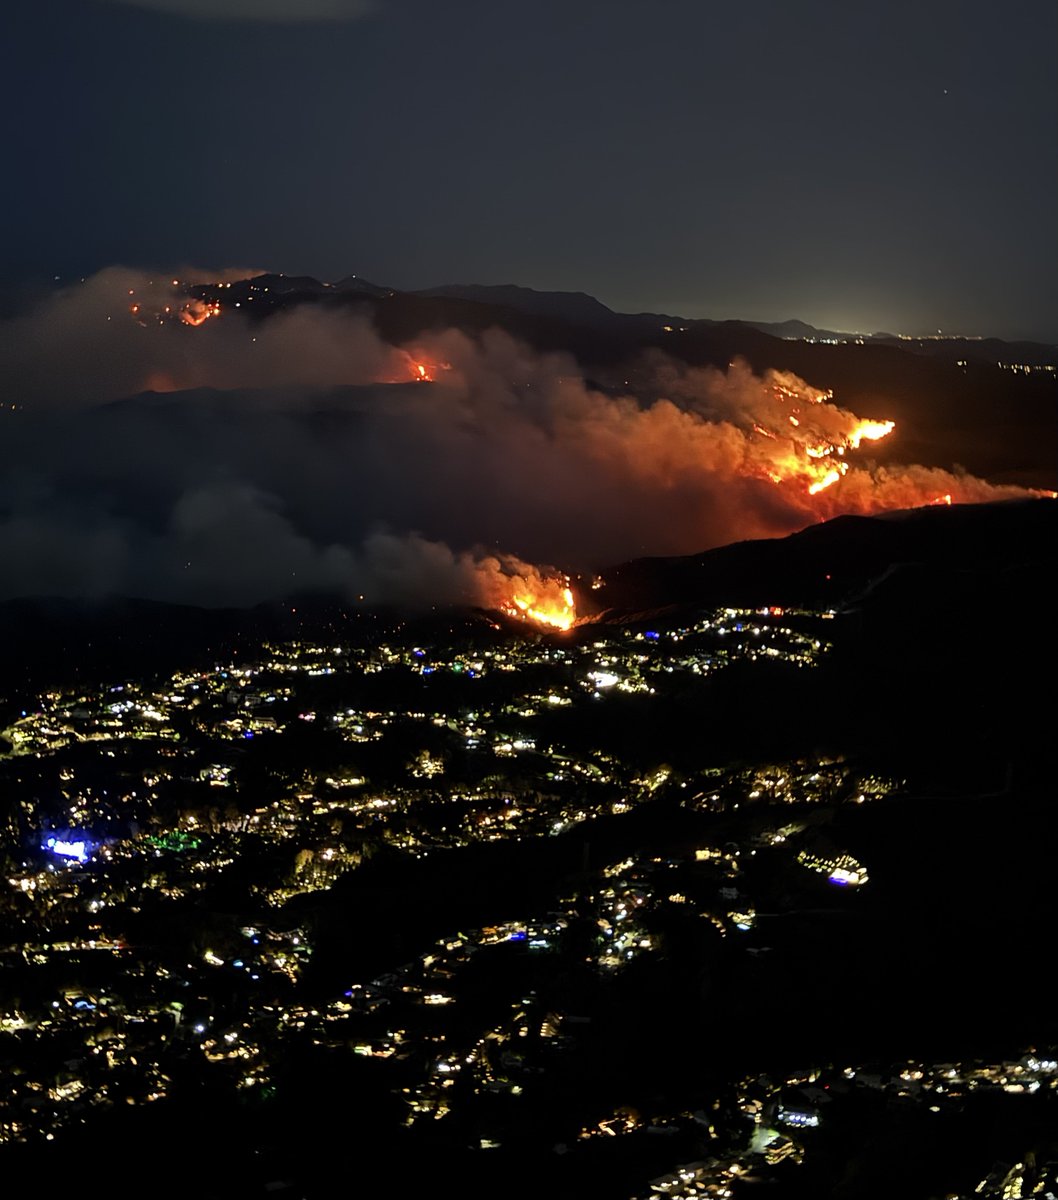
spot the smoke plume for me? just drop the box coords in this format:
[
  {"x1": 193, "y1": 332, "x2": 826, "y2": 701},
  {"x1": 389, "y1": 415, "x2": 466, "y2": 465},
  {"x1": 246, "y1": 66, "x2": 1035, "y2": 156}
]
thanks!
[{"x1": 0, "y1": 269, "x2": 1043, "y2": 610}]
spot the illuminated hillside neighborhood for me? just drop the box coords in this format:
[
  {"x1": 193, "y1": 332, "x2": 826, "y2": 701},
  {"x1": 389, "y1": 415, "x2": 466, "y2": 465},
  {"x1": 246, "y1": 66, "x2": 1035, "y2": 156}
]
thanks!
[{"x1": 0, "y1": 602, "x2": 1053, "y2": 1197}]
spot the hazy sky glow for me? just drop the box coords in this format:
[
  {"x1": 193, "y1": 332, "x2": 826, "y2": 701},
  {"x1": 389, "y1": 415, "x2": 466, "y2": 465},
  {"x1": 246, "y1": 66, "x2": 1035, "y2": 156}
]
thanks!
[{"x1": 4, "y1": 0, "x2": 1056, "y2": 339}]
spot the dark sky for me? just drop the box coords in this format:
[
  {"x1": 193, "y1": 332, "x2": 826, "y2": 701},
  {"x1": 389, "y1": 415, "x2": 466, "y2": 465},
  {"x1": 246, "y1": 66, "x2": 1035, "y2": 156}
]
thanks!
[{"x1": 5, "y1": 0, "x2": 1056, "y2": 340}]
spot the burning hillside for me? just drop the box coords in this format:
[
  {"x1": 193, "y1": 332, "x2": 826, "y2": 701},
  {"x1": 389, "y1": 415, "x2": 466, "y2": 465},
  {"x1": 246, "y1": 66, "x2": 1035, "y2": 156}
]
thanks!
[{"x1": 0, "y1": 268, "x2": 1049, "y2": 614}]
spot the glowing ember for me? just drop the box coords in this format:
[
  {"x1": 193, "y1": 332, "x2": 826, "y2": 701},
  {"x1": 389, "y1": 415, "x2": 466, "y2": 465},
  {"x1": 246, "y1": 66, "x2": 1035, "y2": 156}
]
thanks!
[
  {"x1": 124, "y1": 280, "x2": 225, "y2": 329},
  {"x1": 179, "y1": 300, "x2": 221, "y2": 327},
  {"x1": 772, "y1": 380, "x2": 832, "y2": 406},
  {"x1": 392, "y1": 350, "x2": 452, "y2": 383}
]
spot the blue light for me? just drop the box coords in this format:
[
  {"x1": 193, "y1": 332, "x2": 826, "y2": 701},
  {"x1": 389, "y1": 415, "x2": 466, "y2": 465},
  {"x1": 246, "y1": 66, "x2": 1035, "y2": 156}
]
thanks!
[
  {"x1": 645, "y1": 631, "x2": 659, "y2": 640},
  {"x1": 243, "y1": 730, "x2": 254, "y2": 738},
  {"x1": 45, "y1": 837, "x2": 90, "y2": 863},
  {"x1": 508, "y1": 930, "x2": 527, "y2": 941},
  {"x1": 828, "y1": 873, "x2": 849, "y2": 886}
]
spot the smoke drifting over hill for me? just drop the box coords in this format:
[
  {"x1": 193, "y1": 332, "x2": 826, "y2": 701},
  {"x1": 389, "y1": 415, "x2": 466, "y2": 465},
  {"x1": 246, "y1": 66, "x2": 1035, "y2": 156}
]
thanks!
[{"x1": 0, "y1": 270, "x2": 1043, "y2": 610}]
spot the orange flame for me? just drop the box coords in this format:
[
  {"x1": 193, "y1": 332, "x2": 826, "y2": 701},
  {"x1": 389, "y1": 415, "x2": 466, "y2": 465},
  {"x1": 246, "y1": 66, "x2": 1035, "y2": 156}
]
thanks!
[
  {"x1": 808, "y1": 468, "x2": 843, "y2": 495},
  {"x1": 179, "y1": 300, "x2": 221, "y2": 327},
  {"x1": 393, "y1": 350, "x2": 452, "y2": 383},
  {"x1": 745, "y1": 384, "x2": 897, "y2": 498},
  {"x1": 500, "y1": 578, "x2": 578, "y2": 631},
  {"x1": 847, "y1": 419, "x2": 895, "y2": 449},
  {"x1": 930, "y1": 493, "x2": 953, "y2": 506}
]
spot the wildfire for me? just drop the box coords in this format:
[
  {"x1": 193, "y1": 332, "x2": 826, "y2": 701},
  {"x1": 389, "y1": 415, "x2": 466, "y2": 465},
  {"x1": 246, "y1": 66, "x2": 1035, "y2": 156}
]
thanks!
[
  {"x1": 800, "y1": 420, "x2": 895, "y2": 463},
  {"x1": 930, "y1": 493, "x2": 953, "y2": 506},
  {"x1": 500, "y1": 580, "x2": 578, "y2": 632},
  {"x1": 392, "y1": 350, "x2": 452, "y2": 384},
  {"x1": 847, "y1": 419, "x2": 895, "y2": 449},
  {"x1": 747, "y1": 378, "x2": 898, "y2": 498},
  {"x1": 179, "y1": 300, "x2": 221, "y2": 327},
  {"x1": 808, "y1": 468, "x2": 843, "y2": 495},
  {"x1": 797, "y1": 418, "x2": 894, "y2": 495},
  {"x1": 125, "y1": 280, "x2": 223, "y2": 329},
  {"x1": 772, "y1": 380, "x2": 833, "y2": 406}
]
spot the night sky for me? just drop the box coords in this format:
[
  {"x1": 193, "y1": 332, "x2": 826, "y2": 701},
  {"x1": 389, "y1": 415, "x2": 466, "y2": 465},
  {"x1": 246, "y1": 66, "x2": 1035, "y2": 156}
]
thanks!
[{"x1": 4, "y1": 0, "x2": 1056, "y2": 340}]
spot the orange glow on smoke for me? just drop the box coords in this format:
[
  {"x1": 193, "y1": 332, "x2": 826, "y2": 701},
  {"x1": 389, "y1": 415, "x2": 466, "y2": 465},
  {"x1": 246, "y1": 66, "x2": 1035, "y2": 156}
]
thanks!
[
  {"x1": 179, "y1": 300, "x2": 221, "y2": 327},
  {"x1": 847, "y1": 419, "x2": 896, "y2": 449},
  {"x1": 392, "y1": 350, "x2": 451, "y2": 384},
  {"x1": 500, "y1": 577, "x2": 578, "y2": 631},
  {"x1": 748, "y1": 381, "x2": 897, "y2": 498},
  {"x1": 808, "y1": 468, "x2": 843, "y2": 495}
]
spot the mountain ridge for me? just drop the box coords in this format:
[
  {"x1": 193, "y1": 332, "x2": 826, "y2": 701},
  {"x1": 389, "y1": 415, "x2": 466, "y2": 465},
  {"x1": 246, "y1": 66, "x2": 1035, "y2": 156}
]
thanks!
[{"x1": 190, "y1": 273, "x2": 1058, "y2": 362}]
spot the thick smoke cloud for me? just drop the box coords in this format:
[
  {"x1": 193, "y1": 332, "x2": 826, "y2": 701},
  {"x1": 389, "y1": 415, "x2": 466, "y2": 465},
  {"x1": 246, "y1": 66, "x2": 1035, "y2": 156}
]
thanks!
[
  {"x1": 0, "y1": 269, "x2": 1040, "y2": 608},
  {"x1": 0, "y1": 268, "x2": 395, "y2": 407}
]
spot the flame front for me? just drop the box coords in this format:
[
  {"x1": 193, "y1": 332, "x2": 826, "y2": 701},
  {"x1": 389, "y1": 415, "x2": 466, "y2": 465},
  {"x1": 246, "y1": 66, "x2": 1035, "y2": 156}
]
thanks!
[
  {"x1": 179, "y1": 300, "x2": 221, "y2": 327},
  {"x1": 500, "y1": 578, "x2": 578, "y2": 631},
  {"x1": 847, "y1": 419, "x2": 895, "y2": 449},
  {"x1": 808, "y1": 468, "x2": 843, "y2": 495},
  {"x1": 746, "y1": 377, "x2": 897, "y2": 498}
]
